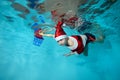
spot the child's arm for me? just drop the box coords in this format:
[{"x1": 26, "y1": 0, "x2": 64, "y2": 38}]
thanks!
[
  {"x1": 38, "y1": 27, "x2": 55, "y2": 37},
  {"x1": 39, "y1": 33, "x2": 54, "y2": 37},
  {"x1": 42, "y1": 27, "x2": 55, "y2": 33},
  {"x1": 63, "y1": 51, "x2": 76, "y2": 57}
]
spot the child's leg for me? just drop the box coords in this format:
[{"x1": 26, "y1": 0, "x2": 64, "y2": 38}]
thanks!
[
  {"x1": 84, "y1": 33, "x2": 96, "y2": 44},
  {"x1": 83, "y1": 44, "x2": 88, "y2": 56}
]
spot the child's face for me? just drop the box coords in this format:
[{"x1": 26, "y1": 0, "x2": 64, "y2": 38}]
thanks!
[{"x1": 57, "y1": 38, "x2": 68, "y2": 46}]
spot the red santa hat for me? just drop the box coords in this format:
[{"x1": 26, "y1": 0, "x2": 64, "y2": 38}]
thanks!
[{"x1": 55, "y1": 21, "x2": 67, "y2": 41}]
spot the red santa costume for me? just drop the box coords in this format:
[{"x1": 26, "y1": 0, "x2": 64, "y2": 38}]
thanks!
[
  {"x1": 54, "y1": 21, "x2": 68, "y2": 41},
  {"x1": 68, "y1": 35, "x2": 87, "y2": 54},
  {"x1": 54, "y1": 21, "x2": 89, "y2": 54}
]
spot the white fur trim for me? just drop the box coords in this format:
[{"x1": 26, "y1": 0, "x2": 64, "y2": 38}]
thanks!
[
  {"x1": 63, "y1": 23, "x2": 66, "y2": 26},
  {"x1": 55, "y1": 35, "x2": 67, "y2": 41},
  {"x1": 68, "y1": 36, "x2": 78, "y2": 50},
  {"x1": 80, "y1": 35, "x2": 87, "y2": 47}
]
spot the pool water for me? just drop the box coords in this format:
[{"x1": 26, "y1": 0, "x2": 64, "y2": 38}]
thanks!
[{"x1": 0, "y1": 0, "x2": 120, "y2": 80}]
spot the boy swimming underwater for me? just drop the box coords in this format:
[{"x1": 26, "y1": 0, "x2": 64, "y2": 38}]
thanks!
[{"x1": 37, "y1": 21, "x2": 104, "y2": 56}]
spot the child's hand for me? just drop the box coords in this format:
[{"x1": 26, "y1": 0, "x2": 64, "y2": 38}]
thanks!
[
  {"x1": 63, "y1": 53, "x2": 71, "y2": 57},
  {"x1": 39, "y1": 32, "x2": 44, "y2": 35}
]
